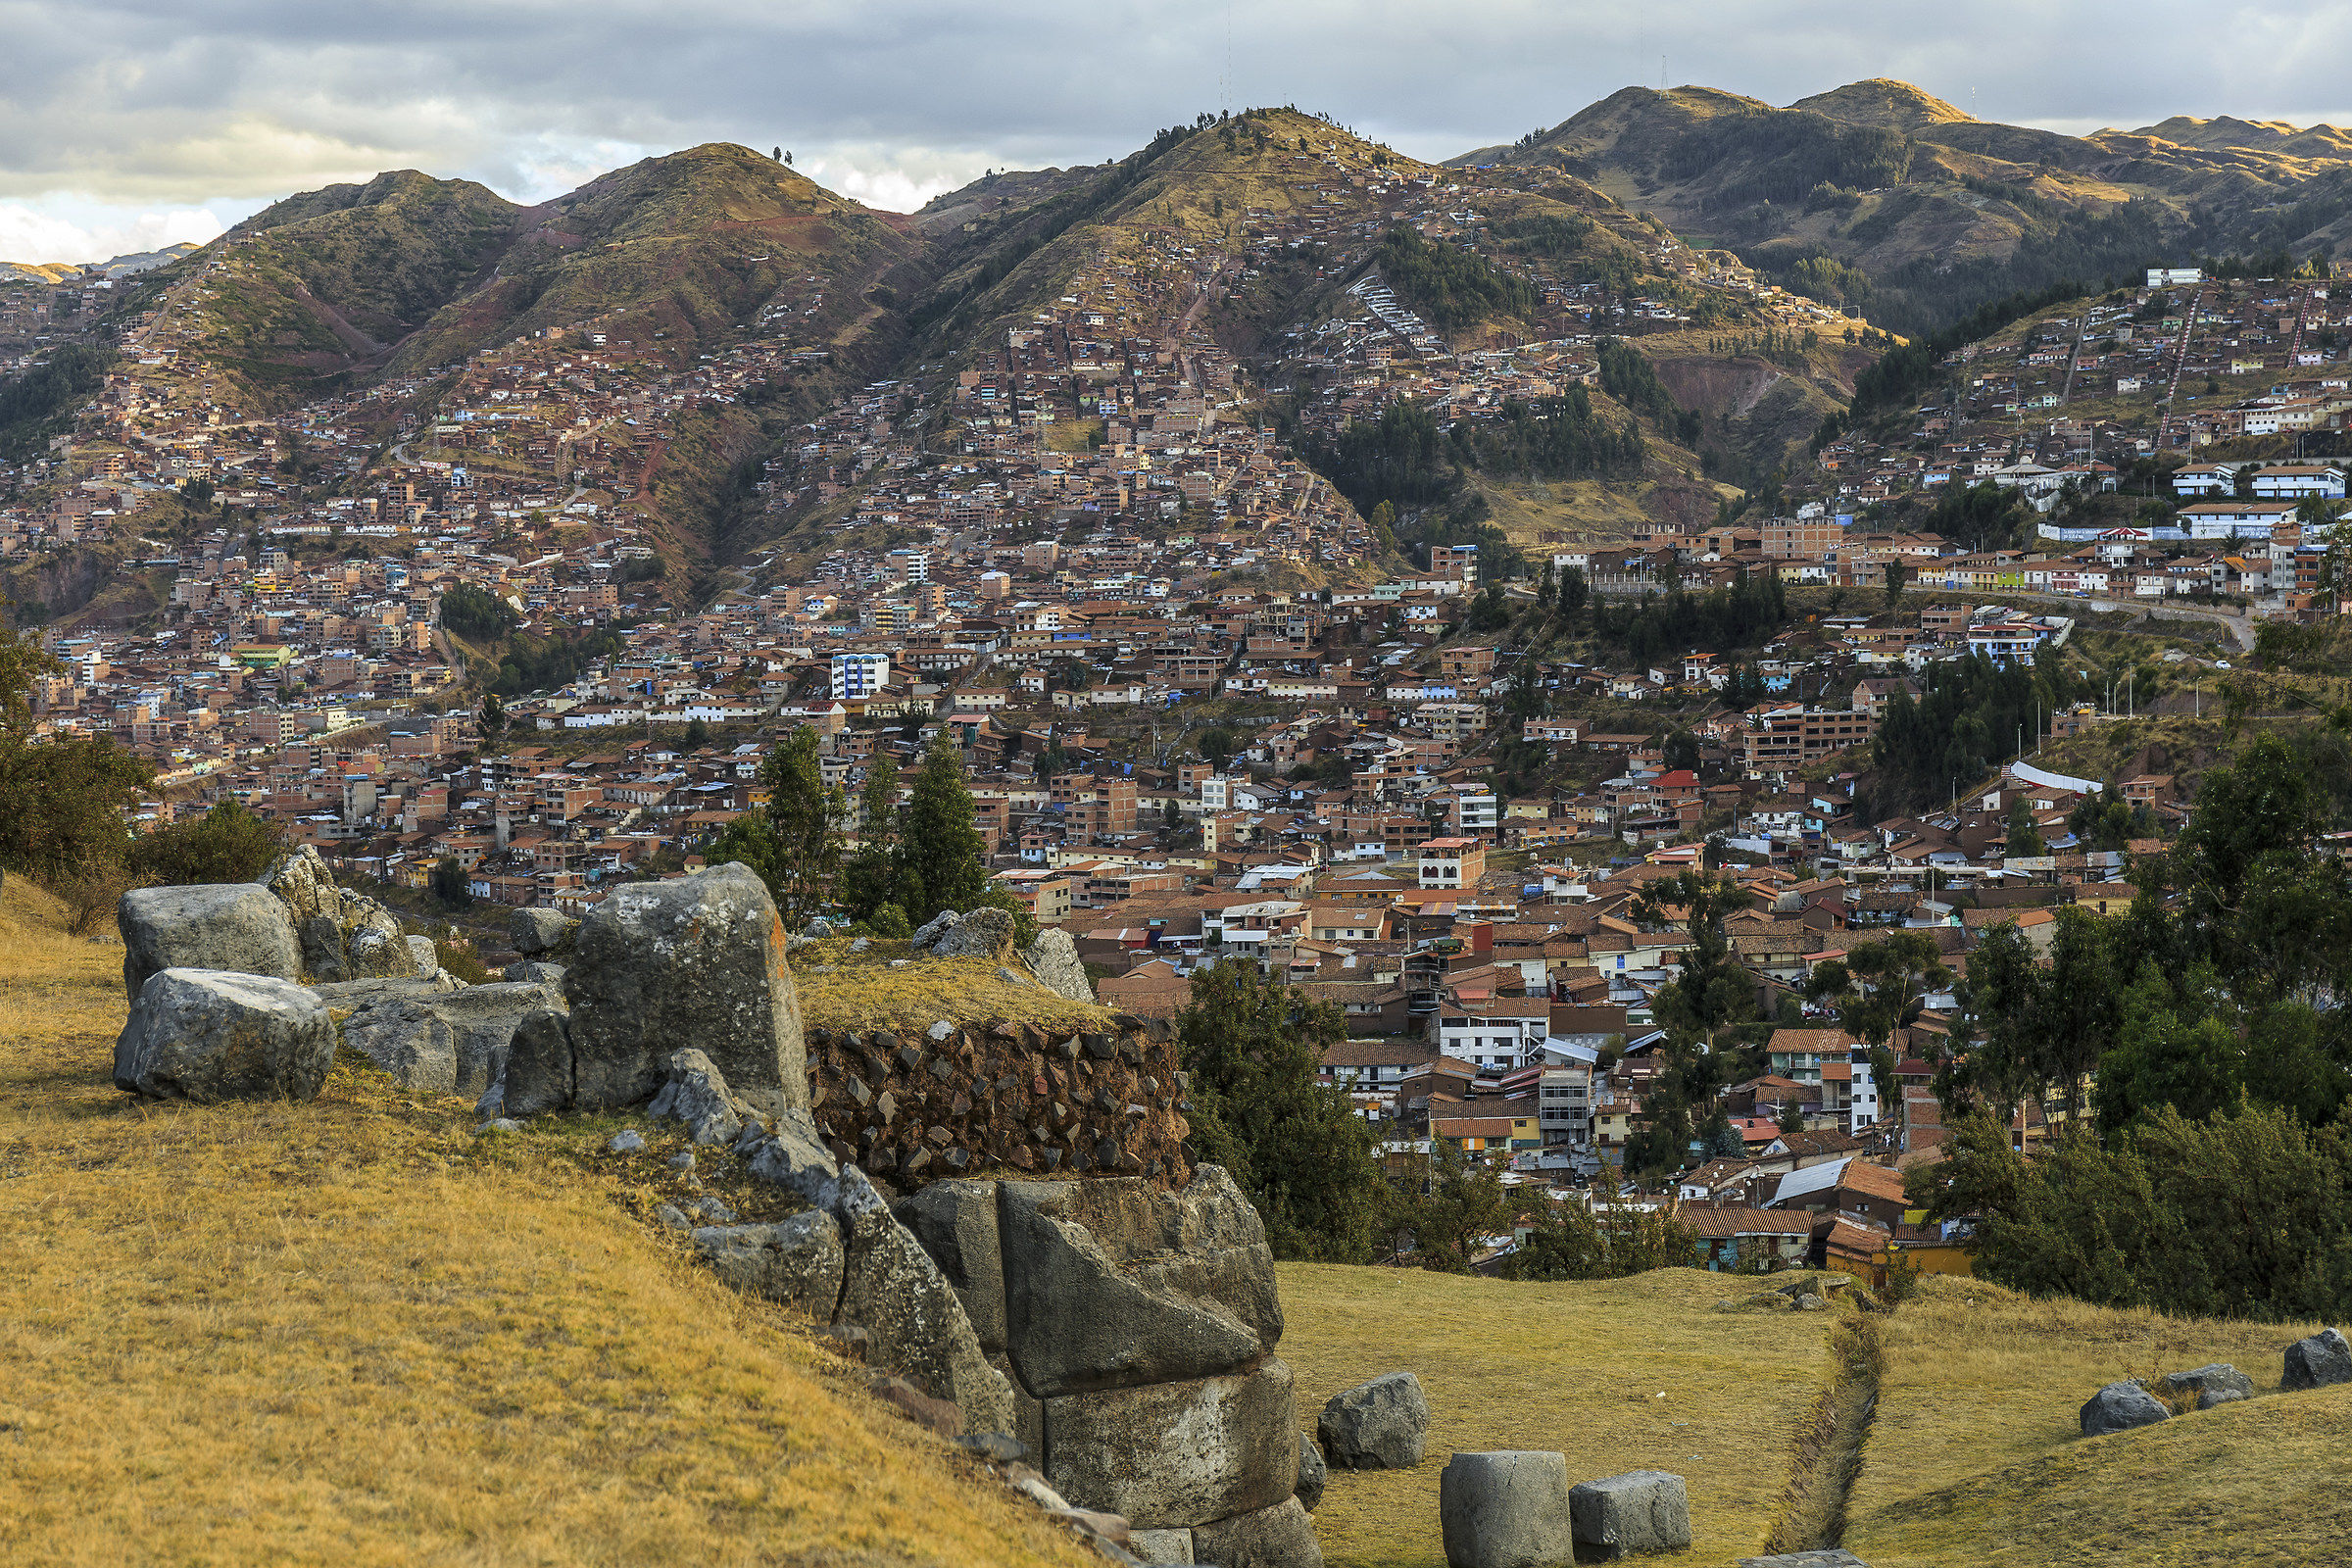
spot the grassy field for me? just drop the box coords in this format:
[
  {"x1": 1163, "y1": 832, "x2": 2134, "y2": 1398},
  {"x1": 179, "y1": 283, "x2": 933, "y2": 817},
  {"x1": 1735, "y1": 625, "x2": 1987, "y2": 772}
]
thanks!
[
  {"x1": 0, "y1": 879, "x2": 1096, "y2": 1568},
  {"x1": 794, "y1": 937, "x2": 1114, "y2": 1035},
  {"x1": 1843, "y1": 1276, "x2": 2352, "y2": 1567},
  {"x1": 1277, "y1": 1263, "x2": 1842, "y2": 1567}
]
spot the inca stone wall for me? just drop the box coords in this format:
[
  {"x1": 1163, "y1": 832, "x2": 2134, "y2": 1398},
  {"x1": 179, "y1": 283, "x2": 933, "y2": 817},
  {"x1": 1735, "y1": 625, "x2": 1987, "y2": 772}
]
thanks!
[{"x1": 803, "y1": 1019, "x2": 1193, "y2": 1188}]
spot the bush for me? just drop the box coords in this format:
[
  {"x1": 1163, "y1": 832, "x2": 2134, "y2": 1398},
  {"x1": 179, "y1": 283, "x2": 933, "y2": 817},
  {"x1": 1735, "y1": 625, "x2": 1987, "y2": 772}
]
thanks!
[{"x1": 124, "y1": 800, "x2": 284, "y2": 886}]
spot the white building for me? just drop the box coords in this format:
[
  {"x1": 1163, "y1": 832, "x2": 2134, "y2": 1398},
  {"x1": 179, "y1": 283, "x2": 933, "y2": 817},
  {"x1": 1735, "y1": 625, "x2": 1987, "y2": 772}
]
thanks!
[{"x1": 830, "y1": 652, "x2": 890, "y2": 700}]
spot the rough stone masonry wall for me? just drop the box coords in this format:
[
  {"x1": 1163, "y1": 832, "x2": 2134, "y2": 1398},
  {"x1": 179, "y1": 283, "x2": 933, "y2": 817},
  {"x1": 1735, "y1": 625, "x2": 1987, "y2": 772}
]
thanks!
[{"x1": 803, "y1": 1018, "x2": 1194, "y2": 1189}]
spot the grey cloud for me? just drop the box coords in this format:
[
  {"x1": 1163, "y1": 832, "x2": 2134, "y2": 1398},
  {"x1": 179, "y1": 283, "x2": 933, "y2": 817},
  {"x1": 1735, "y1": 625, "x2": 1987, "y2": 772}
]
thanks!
[{"x1": 7, "y1": 0, "x2": 2352, "y2": 211}]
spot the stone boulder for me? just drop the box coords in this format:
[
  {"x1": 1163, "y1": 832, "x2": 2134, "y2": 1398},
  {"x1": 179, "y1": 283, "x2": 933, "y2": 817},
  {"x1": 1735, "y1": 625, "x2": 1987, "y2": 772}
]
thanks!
[
  {"x1": 1440, "y1": 1450, "x2": 1573, "y2": 1568},
  {"x1": 1024, "y1": 927, "x2": 1095, "y2": 1004},
  {"x1": 404, "y1": 935, "x2": 441, "y2": 979},
  {"x1": 691, "y1": 1212, "x2": 845, "y2": 1317},
  {"x1": 647, "y1": 1048, "x2": 746, "y2": 1147},
  {"x1": 564, "y1": 862, "x2": 807, "y2": 1118},
  {"x1": 835, "y1": 1169, "x2": 1015, "y2": 1436},
  {"x1": 2282, "y1": 1328, "x2": 2352, "y2": 1392},
  {"x1": 908, "y1": 909, "x2": 960, "y2": 950},
  {"x1": 930, "y1": 906, "x2": 1016, "y2": 961},
  {"x1": 2080, "y1": 1381, "x2": 2170, "y2": 1437},
  {"x1": 1318, "y1": 1371, "x2": 1429, "y2": 1471},
  {"x1": 746, "y1": 1110, "x2": 847, "y2": 1212},
  {"x1": 115, "y1": 968, "x2": 336, "y2": 1103},
  {"x1": 501, "y1": 1007, "x2": 574, "y2": 1117},
  {"x1": 503, "y1": 960, "x2": 565, "y2": 983},
  {"x1": 2160, "y1": 1363, "x2": 2253, "y2": 1409},
  {"x1": 1295, "y1": 1433, "x2": 1326, "y2": 1513},
  {"x1": 999, "y1": 1164, "x2": 1283, "y2": 1396},
  {"x1": 1192, "y1": 1495, "x2": 1322, "y2": 1568},
  {"x1": 1127, "y1": 1529, "x2": 1196, "y2": 1566},
  {"x1": 898, "y1": 1179, "x2": 1007, "y2": 1352},
  {"x1": 261, "y1": 844, "x2": 412, "y2": 983},
  {"x1": 119, "y1": 883, "x2": 302, "y2": 1001},
  {"x1": 1042, "y1": 1357, "x2": 1298, "y2": 1527},
  {"x1": 1568, "y1": 1470, "x2": 1690, "y2": 1561},
  {"x1": 511, "y1": 906, "x2": 579, "y2": 956},
  {"x1": 333, "y1": 978, "x2": 563, "y2": 1098}
]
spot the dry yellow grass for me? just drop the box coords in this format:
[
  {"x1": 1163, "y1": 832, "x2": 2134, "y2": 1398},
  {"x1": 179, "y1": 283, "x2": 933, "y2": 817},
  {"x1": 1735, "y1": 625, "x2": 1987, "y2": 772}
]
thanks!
[
  {"x1": 794, "y1": 938, "x2": 1113, "y2": 1036},
  {"x1": 0, "y1": 879, "x2": 1097, "y2": 1567},
  {"x1": 1844, "y1": 1275, "x2": 2352, "y2": 1566},
  {"x1": 1277, "y1": 1263, "x2": 1841, "y2": 1567}
]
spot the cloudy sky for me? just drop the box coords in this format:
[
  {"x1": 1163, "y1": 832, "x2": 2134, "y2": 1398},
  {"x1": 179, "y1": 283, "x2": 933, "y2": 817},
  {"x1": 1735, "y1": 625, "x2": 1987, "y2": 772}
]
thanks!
[{"x1": 7, "y1": 0, "x2": 2352, "y2": 263}]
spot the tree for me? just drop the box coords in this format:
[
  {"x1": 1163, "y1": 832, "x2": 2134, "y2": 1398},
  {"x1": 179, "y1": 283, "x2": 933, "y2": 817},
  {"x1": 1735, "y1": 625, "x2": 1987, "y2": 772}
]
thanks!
[
  {"x1": 682, "y1": 716, "x2": 710, "y2": 750},
  {"x1": 1884, "y1": 558, "x2": 1907, "y2": 612},
  {"x1": 896, "y1": 731, "x2": 987, "y2": 924},
  {"x1": 1381, "y1": 1137, "x2": 1509, "y2": 1272},
  {"x1": 1198, "y1": 727, "x2": 1238, "y2": 770},
  {"x1": 710, "y1": 725, "x2": 844, "y2": 928},
  {"x1": 2004, "y1": 796, "x2": 2043, "y2": 858},
  {"x1": 838, "y1": 763, "x2": 902, "y2": 923},
  {"x1": 125, "y1": 799, "x2": 284, "y2": 885},
  {"x1": 427, "y1": 855, "x2": 472, "y2": 907},
  {"x1": 0, "y1": 626, "x2": 153, "y2": 882},
  {"x1": 1177, "y1": 963, "x2": 1380, "y2": 1261},
  {"x1": 1777, "y1": 1099, "x2": 1806, "y2": 1136},
  {"x1": 478, "y1": 691, "x2": 507, "y2": 752}
]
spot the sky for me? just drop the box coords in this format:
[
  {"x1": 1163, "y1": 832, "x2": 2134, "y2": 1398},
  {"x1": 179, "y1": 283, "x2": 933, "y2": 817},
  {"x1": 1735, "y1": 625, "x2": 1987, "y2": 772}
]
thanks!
[{"x1": 9, "y1": 0, "x2": 2352, "y2": 263}]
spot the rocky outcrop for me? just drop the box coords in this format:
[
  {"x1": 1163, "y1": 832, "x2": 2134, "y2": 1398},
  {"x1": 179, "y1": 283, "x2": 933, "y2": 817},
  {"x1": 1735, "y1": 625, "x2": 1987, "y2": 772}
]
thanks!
[
  {"x1": 928, "y1": 906, "x2": 1017, "y2": 961},
  {"x1": 1440, "y1": 1450, "x2": 1574, "y2": 1568},
  {"x1": 647, "y1": 1048, "x2": 749, "y2": 1146},
  {"x1": 118, "y1": 884, "x2": 302, "y2": 1000},
  {"x1": 115, "y1": 968, "x2": 336, "y2": 1102},
  {"x1": 2282, "y1": 1328, "x2": 2352, "y2": 1391},
  {"x1": 999, "y1": 1165, "x2": 1280, "y2": 1396},
  {"x1": 1023, "y1": 927, "x2": 1095, "y2": 1004},
  {"x1": 835, "y1": 1168, "x2": 1017, "y2": 1437},
  {"x1": 1191, "y1": 1495, "x2": 1322, "y2": 1568},
  {"x1": 2160, "y1": 1363, "x2": 2253, "y2": 1409},
  {"x1": 2080, "y1": 1381, "x2": 2170, "y2": 1436},
  {"x1": 262, "y1": 844, "x2": 413, "y2": 983},
  {"x1": 1318, "y1": 1371, "x2": 1430, "y2": 1470},
  {"x1": 333, "y1": 978, "x2": 563, "y2": 1098},
  {"x1": 1042, "y1": 1358, "x2": 1298, "y2": 1526},
  {"x1": 1569, "y1": 1470, "x2": 1691, "y2": 1561},
  {"x1": 498, "y1": 1007, "x2": 572, "y2": 1116},
  {"x1": 510, "y1": 906, "x2": 579, "y2": 957},
  {"x1": 1295, "y1": 1435, "x2": 1325, "y2": 1513},
  {"x1": 564, "y1": 862, "x2": 807, "y2": 1118},
  {"x1": 690, "y1": 1212, "x2": 845, "y2": 1316}
]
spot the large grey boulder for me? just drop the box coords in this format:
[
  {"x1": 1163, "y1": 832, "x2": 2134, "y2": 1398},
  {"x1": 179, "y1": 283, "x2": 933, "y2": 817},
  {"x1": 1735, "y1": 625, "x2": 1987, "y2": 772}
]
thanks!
[
  {"x1": 747, "y1": 1110, "x2": 846, "y2": 1211},
  {"x1": 1000, "y1": 1165, "x2": 1283, "y2": 1397},
  {"x1": 1318, "y1": 1371, "x2": 1429, "y2": 1471},
  {"x1": 333, "y1": 979, "x2": 562, "y2": 1097},
  {"x1": 930, "y1": 906, "x2": 1016, "y2": 961},
  {"x1": 1296, "y1": 1432, "x2": 1326, "y2": 1513},
  {"x1": 2080, "y1": 1381, "x2": 2170, "y2": 1437},
  {"x1": 119, "y1": 883, "x2": 302, "y2": 1000},
  {"x1": 1568, "y1": 1470, "x2": 1690, "y2": 1561},
  {"x1": 691, "y1": 1211, "x2": 845, "y2": 1317},
  {"x1": 1024, "y1": 926, "x2": 1095, "y2": 1004},
  {"x1": 405, "y1": 935, "x2": 441, "y2": 979},
  {"x1": 262, "y1": 844, "x2": 411, "y2": 983},
  {"x1": 834, "y1": 1168, "x2": 1015, "y2": 1436},
  {"x1": 502, "y1": 1007, "x2": 574, "y2": 1116},
  {"x1": 1192, "y1": 1495, "x2": 1322, "y2": 1568},
  {"x1": 1042, "y1": 1357, "x2": 1298, "y2": 1527},
  {"x1": 899, "y1": 1179, "x2": 1007, "y2": 1353},
  {"x1": 646, "y1": 1048, "x2": 745, "y2": 1147},
  {"x1": 2282, "y1": 1328, "x2": 2352, "y2": 1392},
  {"x1": 511, "y1": 906, "x2": 579, "y2": 956},
  {"x1": 1439, "y1": 1450, "x2": 1573, "y2": 1568},
  {"x1": 1127, "y1": 1529, "x2": 1197, "y2": 1566},
  {"x1": 564, "y1": 863, "x2": 807, "y2": 1117},
  {"x1": 2161, "y1": 1363, "x2": 2253, "y2": 1410},
  {"x1": 908, "y1": 909, "x2": 960, "y2": 951},
  {"x1": 114, "y1": 968, "x2": 335, "y2": 1103}
]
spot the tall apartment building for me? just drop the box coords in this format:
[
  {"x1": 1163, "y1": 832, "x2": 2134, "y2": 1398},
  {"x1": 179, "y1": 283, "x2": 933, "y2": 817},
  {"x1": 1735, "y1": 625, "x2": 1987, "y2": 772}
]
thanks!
[
  {"x1": 1761, "y1": 514, "x2": 1845, "y2": 561},
  {"x1": 1429, "y1": 543, "x2": 1479, "y2": 583},
  {"x1": 1740, "y1": 707, "x2": 1879, "y2": 773},
  {"x1": 830, "y1": 652, "x2": 891, "y2": 700}
]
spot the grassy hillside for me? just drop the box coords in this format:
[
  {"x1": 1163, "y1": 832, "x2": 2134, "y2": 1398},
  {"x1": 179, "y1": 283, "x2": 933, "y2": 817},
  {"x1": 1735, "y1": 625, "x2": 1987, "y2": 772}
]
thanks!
[
  {"x1": 0, "y1": 880, "x2": 1095, "y2": 1568},
  {"x1": 1461, "y1": 78, "x2": 2352, "y2": 335},
  {"x1": 1279, "y1": 1263, "x2": 1841, "y2": 1567},
  {"x1": 173, "y1": 172, "x2": 522, "y2": 404},
  {"x1": 391, "y1": 143, "x2": 919, "y2": 374},
  {"x1": 1844, "y1": 1276, "x2": 2349, "y2": 1567}
]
